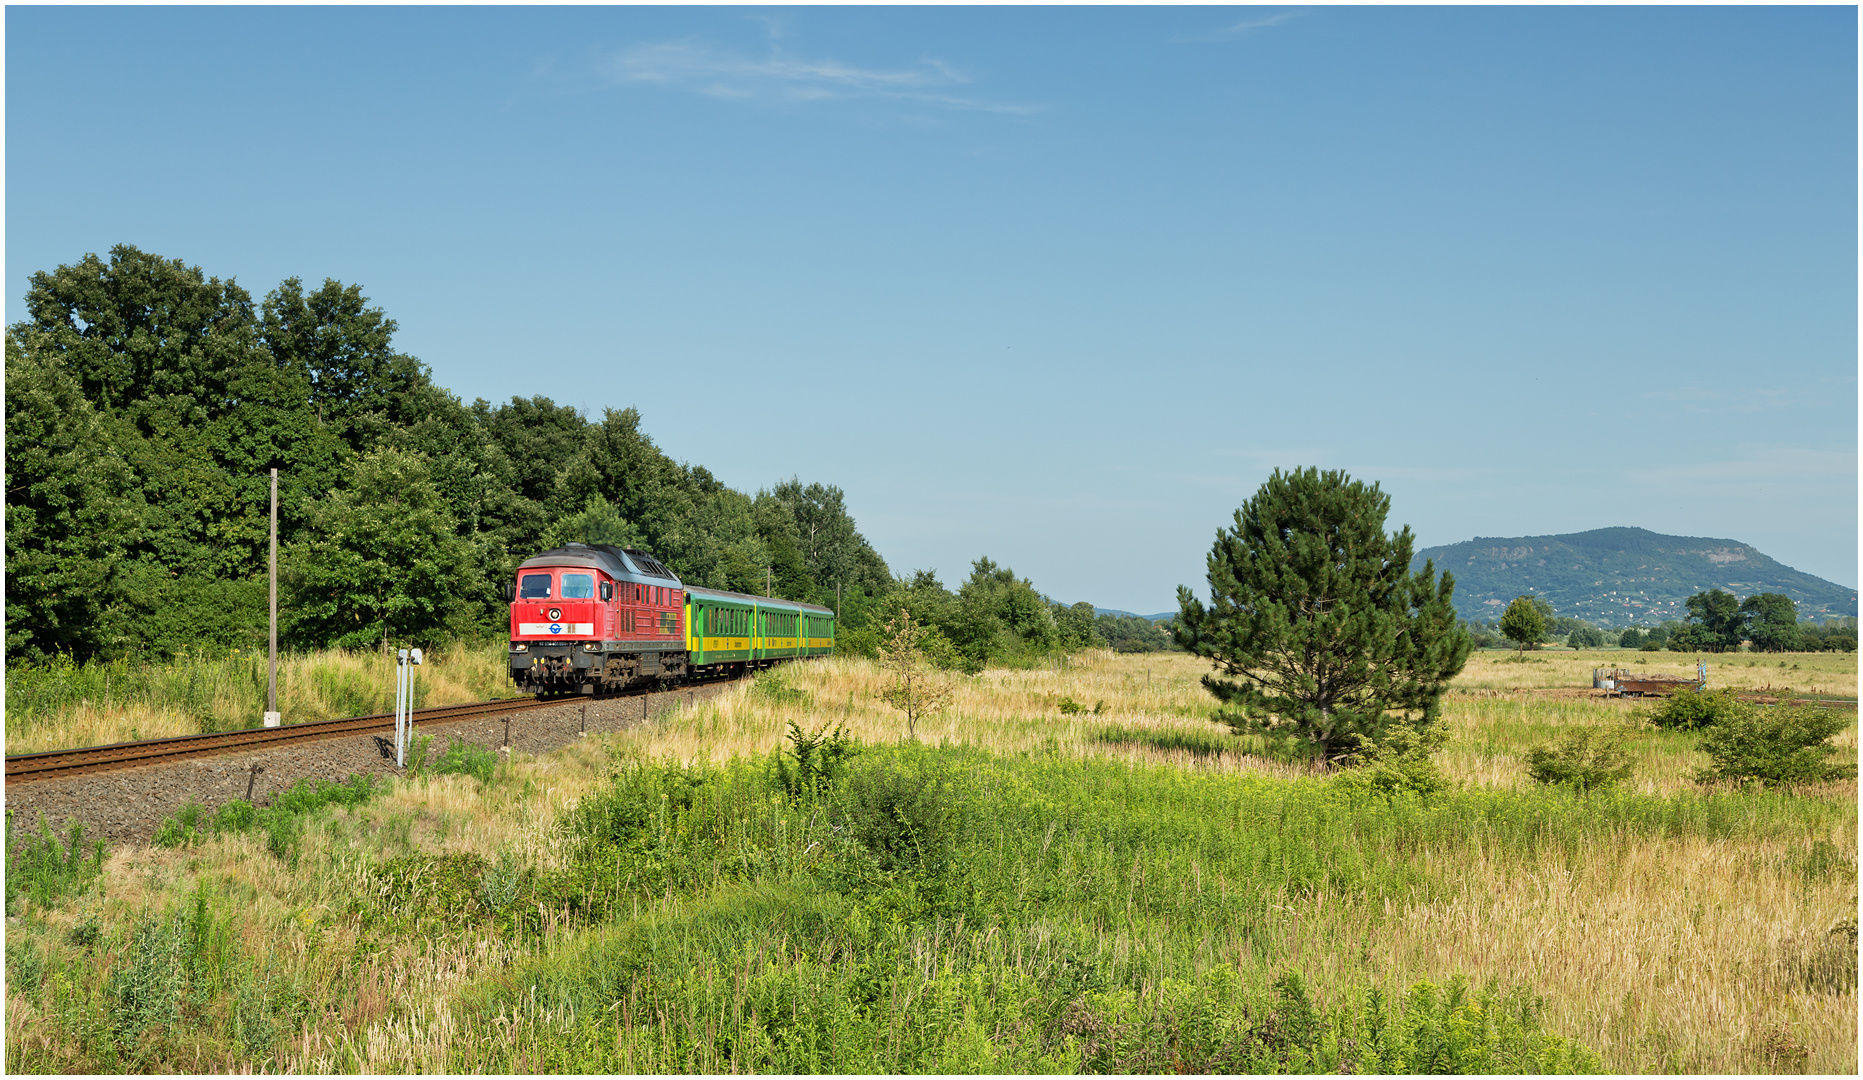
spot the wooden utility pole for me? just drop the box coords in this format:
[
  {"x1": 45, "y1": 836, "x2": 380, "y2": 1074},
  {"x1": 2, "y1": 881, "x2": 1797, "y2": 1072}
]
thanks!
[
  {"x1": 266, "y1": 468, "x2": 280, "y2": 727},
  {"x1": 766, "y1": 567, "x2": 772, "y2": 597}
]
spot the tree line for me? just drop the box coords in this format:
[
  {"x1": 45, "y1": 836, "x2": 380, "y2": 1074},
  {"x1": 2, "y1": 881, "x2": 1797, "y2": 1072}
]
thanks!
[
  {"x1": 1484, "y1": 592, "x2": 1856, "y2": 652},
  {"x1": 6, "y1": 245, "x2": 899, "y2": 661}
]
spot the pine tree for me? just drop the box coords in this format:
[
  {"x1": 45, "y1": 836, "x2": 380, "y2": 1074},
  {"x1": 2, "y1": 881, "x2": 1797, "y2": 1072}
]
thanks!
[{"x1": 1173, "y1": 468, "x2": 1471, "y2": 763}]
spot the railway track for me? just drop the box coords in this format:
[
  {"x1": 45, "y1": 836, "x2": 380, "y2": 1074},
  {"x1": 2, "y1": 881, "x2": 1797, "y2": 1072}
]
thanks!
[{"x1": 5, "y1": 695, "x2": 568, "y2": 784}]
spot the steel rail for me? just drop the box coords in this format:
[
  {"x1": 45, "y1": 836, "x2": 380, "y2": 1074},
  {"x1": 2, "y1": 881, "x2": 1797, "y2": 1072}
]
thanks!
[{"x1": 5, "y1": 696, "x2": 562, "y2": 783}]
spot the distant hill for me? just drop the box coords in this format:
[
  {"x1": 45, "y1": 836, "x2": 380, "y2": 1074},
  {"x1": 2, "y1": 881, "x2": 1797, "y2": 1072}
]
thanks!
[
  {"x1": 1092, "y1": 607, "x2": 1177, "y2": 623},
  {"x1": 1413, "y1": 527, "x2": 1857, "y2": 627}
]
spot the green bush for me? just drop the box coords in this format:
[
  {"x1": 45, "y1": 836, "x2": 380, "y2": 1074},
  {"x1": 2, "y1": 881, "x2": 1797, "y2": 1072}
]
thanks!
[
  {"x1": 773, "y1": 719, "x2": 857, "y2": 800},
  {"x1": 1694, "y1": 705, "x2": 1856, "y2": 789},
  {"x1": 1523, "y1": 728, "x2": 1635, "y2": 791},
  {"x1": 832, "y1": 746, "x2": 966, "y2": 878},
  {"x1": 1335, "y1": 721, "x2": 1449, "y2": 799},
  {"x1": 1646, "y1": 689, "x2": 1742, "y2": 731},
  {"x1": 836, "y1": 626, "x2": 880, "y2": 659},
  {"x1": 152, "y1": 801, "x2": 208, "y2": 848}
]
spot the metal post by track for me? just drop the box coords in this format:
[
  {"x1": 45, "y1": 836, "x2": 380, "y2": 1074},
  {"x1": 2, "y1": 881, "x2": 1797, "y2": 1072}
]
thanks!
[{"x1": 395, "y1": 647, "x2": 424, "y2": 768}]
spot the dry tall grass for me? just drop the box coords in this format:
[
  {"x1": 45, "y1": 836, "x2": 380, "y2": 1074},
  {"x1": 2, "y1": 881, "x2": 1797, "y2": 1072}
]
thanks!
[{"x1": 5, "y1": 641, "x2": 521, "y2": 755}]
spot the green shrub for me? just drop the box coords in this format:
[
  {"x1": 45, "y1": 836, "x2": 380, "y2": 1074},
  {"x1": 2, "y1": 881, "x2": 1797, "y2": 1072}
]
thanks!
[
  {"x1": 570, "y1": 759, "x2": 712, "y2": 840},
  {"x1": 1523, "y1": 728, "x2": 1635, "y2": 791},
  {"x1": 1057, "y1": 696, "x2": 1084, "y2": 715},
  {"x1": 773, "y1": 719, "x2": 857, "y2": 800},
  {"x1": 1336, "y1": 721, "x2": 1449, "y2": 798},
  {"x1": 212, "y1": 799, "x2": 257, "y2": 833},
  {"x1": 832, "y1": 746, "x2": 966, "y2": 878},
  {"x1": 271, "y1": 774, "x2": 378, "y2": 814},
  {"x1": 6, "y1": 811, "x2": 107, "y2": 912},
  {"x1": 152, "y1": 801, "x2": 207, "y2": 848},
  {"x1": 836, "y1": 626, "x2": 880, "y2": 659},
  {"x1": 1646, "y1": 689, "x2": 1742, "y2": 731},
  {"x1": 1694, "y1": 705, "x2": 1856, "y2": 789}
]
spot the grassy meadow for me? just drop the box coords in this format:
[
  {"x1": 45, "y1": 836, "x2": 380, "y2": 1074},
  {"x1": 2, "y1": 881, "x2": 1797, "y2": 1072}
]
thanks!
[{"x1": 4, "y1": 647, "x2": 1855, "y2": 1073}]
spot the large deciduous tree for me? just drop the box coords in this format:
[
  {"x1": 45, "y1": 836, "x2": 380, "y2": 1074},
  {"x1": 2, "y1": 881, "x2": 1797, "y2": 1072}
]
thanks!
[
  {"x1": 1739, "y1": 593, "x2": 1801, "y2": 653},
  {"x1": 1500, "y1": 596, "x2": 1547, "y2": 651},
  {"x1": 4, "y1": 329, "x2": 141, "y2": 660},
  {"x1": 18, "y1": 244, "x2": 343, "y2": 583},
  {"x1": 1173, "y1": 468, "x2": 1472, "y2": 763},
  {"x1": 767, "y1": 477, "x2": 893, "y2": 601},
  {"x1": 284, "y1": 448, "x2": 481, "y2": 650},
  {"x1": 260, "y1": 277, "x2": 425, "y2": 449},
  {"x1": 1676, "y1": 589, "x2": 1743, "y2": 653}
]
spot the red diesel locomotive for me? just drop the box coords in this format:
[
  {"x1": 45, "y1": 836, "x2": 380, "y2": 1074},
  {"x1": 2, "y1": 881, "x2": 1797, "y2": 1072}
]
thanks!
[
  {"x1": 505, "y1": 541, "x2": 836, "y2": 695},
  {"x1": 506, "y1": 543, "x2": 688, "y2": 693}
]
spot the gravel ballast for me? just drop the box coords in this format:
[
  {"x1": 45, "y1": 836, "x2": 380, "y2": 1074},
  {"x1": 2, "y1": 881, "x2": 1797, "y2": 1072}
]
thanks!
[{"x1": 4, "y1": 682, "x2": 735, "y2": 847}]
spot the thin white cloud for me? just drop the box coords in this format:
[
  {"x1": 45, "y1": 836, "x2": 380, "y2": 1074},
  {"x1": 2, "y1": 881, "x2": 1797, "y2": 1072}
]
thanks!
[
  {"x1": 1173, "y1": 10, "x2": 1308, "y2": 44},
  {"x1": 594, "y1": 39, "x2": 1040, "y2": 115}
]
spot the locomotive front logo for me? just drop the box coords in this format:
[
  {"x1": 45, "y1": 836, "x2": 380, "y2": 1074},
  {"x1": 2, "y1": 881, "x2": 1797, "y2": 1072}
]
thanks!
[{"x1": 550, "y1": 624, "x2": 562, "y2": 634}]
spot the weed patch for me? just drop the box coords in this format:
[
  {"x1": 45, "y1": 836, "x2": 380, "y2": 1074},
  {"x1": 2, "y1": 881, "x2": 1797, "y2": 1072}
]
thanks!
[
  {"x1": 153, "y1": 774, "x2": 382, "y2": 861},
  {"x1": 5, "y1": 811, "x2": 105, "y2": 913}
]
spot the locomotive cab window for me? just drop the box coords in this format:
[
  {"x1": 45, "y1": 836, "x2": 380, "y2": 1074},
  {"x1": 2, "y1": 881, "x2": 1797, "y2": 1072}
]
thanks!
[
  {"x1": 562, "y1": 573, "x2": 595, "y2": 599},
  {"x1": 519, "y1": 574, "x2": 552, "y2": 599}
]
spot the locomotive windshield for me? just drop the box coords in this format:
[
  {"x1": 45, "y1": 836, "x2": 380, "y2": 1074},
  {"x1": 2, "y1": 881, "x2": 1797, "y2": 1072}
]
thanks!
[
  {"x1": 562, "y1": 573, "x2": 596, "y2": 599},
  {"x1": 518, "y1": 573, "x2": 552, "y2": 599}
]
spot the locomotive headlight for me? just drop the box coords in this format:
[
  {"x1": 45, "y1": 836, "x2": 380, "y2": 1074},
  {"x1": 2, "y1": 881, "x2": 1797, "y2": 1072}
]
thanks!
[
  {"x1": 547, "y1": 607, "x2": 562, "y2": 621},
  {"x1": 511, "y1": 643, "x2": 528, "y2": 653},
  {"x1": 582, "y1": 643, "x2": 599, "y2": 652}
]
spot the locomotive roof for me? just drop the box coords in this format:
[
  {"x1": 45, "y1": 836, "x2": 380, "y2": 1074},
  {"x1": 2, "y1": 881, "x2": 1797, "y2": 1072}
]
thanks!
[
  {"x1": 516, "y1": 543, "x2": 682, "y2": 585},
  {"x1": 685, "y1": 584, "x2": 834, "y2": 615}
]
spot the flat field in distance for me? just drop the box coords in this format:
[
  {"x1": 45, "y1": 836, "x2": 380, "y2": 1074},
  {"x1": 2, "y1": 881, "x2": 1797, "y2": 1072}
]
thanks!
[{"x1": 5, "y1": 649, "x2": 1854, "y2": 1074}]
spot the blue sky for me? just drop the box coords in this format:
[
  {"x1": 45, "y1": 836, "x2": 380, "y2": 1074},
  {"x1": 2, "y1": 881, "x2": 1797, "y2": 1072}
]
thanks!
[{"x1": 8, "y1": 6, "x2": 1856, "y2": 613}]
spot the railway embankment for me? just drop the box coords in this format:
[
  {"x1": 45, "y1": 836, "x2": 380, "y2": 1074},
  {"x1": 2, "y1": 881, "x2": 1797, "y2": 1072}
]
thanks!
[{"x1": 4, "y1": 681, "x2": 732, "y2": 846}]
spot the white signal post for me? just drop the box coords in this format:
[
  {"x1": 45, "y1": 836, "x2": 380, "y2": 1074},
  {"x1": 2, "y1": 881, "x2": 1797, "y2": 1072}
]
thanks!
[{"x1": 395, "y1": 647, "x2": 424, "y2": 767}]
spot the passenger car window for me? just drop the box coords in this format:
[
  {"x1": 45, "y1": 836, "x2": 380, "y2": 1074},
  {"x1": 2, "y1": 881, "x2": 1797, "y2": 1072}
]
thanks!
[
  {"x1": 562, "y1": 573, "x2": 595, "y2": 599},
  {"x1": 519, "y1": 574, "x2": 552, "y2": 599}
]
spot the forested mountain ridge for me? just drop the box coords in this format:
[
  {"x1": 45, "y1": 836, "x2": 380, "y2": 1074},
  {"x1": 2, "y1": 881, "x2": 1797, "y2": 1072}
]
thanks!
[{"x1": 1413, "y1": 526, "x2": 1857, "y2": 626}]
